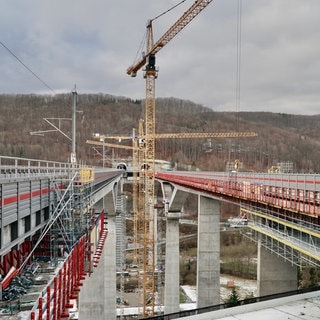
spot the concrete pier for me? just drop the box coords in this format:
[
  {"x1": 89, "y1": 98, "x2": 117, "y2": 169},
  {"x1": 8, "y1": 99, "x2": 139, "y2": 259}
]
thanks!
[
  {"x1": 164, "y1": 213, "x2": 181, "y2": 314},
  {"x1": 78, "y1": 217, "x2": 117, "y2": 320},
  {"x1": 257, "y1": 240, "x2": 297, "y2": 296},
  {"x1": 197, "y1": 196, "x2": 220, "y2": 308}
]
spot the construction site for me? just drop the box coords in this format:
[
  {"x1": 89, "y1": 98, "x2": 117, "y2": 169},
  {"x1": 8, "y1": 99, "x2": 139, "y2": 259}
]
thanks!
[{"x1": 1, "y1": 1, "x2": 320, "y2": 319}]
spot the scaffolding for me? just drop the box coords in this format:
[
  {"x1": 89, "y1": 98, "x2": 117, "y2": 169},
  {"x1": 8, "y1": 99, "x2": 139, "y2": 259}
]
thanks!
[
  {"x1": 241, "y1": 204, "x2": 320, "y2": 268},
  {"x1": 116, "y1": 190, "x2": 126, "y2": 319},
  {"x1": 26, "y1": 165, "x2": 95, "y2": 267}
]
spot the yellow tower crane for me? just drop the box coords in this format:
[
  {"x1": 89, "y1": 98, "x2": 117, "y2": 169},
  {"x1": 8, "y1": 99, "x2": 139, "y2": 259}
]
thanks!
[
  {"x1": 115, "y1": 0, "x2": 256, "y2": 316},
  {"x1": 127, "y1": 1, "x2": 215, "y2": 315},
  {"x1": 87, "y1": 0, "x2": 256, "y2": 316}
]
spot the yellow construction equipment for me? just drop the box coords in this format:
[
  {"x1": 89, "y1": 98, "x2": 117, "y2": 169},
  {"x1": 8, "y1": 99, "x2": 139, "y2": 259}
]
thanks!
[
  {"x1": 86, "y1": 139, "x2": 137, "y2": 150},
  {"x1": 87, "y1": 0, "x2": 258, "y2": 315},
  {"x1": 97, "y1": 131, "x2": 258, "y2": 141},
  {"x1": 87, "y1": 0, "x2": 256, "y2": 316},
  {"x1": 127, "y1": 1, "x2": 215, "y2": 316},
  {"x1": 88, "y1": 130, "x2": 257, "y2": 316}
]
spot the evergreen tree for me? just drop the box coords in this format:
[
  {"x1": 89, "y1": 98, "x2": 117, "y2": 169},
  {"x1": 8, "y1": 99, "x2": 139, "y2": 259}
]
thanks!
[{"x1": 225, "y1": 287, "x2": 240, "y2": 307}]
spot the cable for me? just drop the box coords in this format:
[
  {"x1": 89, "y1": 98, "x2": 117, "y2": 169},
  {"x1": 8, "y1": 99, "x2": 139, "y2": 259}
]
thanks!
[
  {"x1": 132, "y1": 29, "x2": 148, "y2": 68},
  {"x1": 151, "y1": 0, "x2": 187, "y2": 22},
  {"x1": 235, "y1": 0, "x2": 242, "y2": 163},
  {"x1": 131, "y1": 1, "x2": 187, "y2": 69},
  {"x1": 0, "y1": 40, "x2": 56, "y2": 94},
  {"x1": 235, "y1": 0, "x2": 242, "y2": 114}
]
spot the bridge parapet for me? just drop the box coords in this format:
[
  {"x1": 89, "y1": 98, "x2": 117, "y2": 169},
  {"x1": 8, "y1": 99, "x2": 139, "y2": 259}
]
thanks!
[
  {"x1": 0, "y1": 155, "x2": 80, "y2": 181},
  {"x1": 156, "y1": 171, "x2": 320, "y2": 220}
]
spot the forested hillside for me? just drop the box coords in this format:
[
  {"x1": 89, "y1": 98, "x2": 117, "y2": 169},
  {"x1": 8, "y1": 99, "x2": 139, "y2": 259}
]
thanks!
[{"x1": 1, "y1": 93, "x2": 320, "y2": 173}]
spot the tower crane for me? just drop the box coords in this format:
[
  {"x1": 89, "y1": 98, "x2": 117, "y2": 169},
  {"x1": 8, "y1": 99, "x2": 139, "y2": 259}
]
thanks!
[
  {"x1": 87, "y1": 0, "x2": 254, "y2": 316},
  {"x1": 87, "y1": 0, "x2": 257, "y2": 316},
  {"x1": 127, "y1": 0, "x2": 215, "y2": 316}
]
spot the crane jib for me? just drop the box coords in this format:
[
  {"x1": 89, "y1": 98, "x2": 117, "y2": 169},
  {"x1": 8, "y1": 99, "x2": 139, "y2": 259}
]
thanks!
[{"x1": 127, "y1": 0, "x2": 214, "y2": 76}]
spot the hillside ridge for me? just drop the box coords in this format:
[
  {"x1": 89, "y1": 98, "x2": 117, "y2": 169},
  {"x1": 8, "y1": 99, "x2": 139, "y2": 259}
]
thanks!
[{"x1": 0, "y1": 93, "x2": 319, "y2": 172}]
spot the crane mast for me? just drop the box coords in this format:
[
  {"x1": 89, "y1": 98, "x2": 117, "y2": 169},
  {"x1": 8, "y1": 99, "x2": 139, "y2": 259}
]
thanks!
[{"x1": 138, "y1": 20, "x2": 157, "y2": 316}]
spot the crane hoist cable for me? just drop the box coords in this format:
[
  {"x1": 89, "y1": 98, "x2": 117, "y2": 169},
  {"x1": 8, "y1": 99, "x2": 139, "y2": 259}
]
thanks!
[
  {"x1": 235, "y1": 0, "x2": 242, "y2": 119},
  {"x1": 127, "y1": 0, "x2": 214, "y2": 77},
  {"x1": 235, "y1": 0, "x2": 243, "y2": 158},
  {"x1": 151, "y1": 0, "x2": 187, "y2": 22}
]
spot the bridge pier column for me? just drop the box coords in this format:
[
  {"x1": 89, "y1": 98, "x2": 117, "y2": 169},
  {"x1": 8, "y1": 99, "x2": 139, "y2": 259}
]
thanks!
[
  {"x1": 164, "y1": 212, "x2": 181, "y2": 314},
  {"x1": 103, "y1": 192, "x2": 116, "y2": 215},
  {"x1": 95, "y1": 198, "x2": 104, "y2": 213},
  {"x1": 78, "y1": 217, "x2": 117, "y2": 320},
  {"x1": 257, "y1": 240, "x2": 297, "y2": 296},
  {"x1": 197, "y1": 196, "x2": 220, "y2": 308}
]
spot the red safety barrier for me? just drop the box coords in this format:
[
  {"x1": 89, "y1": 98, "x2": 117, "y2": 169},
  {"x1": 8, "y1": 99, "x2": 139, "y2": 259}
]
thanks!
[
  {"x1": 65, "y1": 257, "x2": 73, "y2": 309},
  {"x1": 0, "y1": 266, "x2": 19, "y2": 290},
  {"x1": 20, "y1": 234, "x2": 94, "y2": 318},
  {"x1": 60, "y1": 263, "x2": 69, "y2": 318},
  {"x1": 47, "y1": 285, "x2": 51, "y2": 320},
  {"x1": 38, "y1": 297, "x2": 43, "y2": 320},
  {"x1": 57, "y1": 269, "x2": 62, "y2": 319},
  {"x1": 53, "y1": 277, "x2": 57, "y2": 320},
  {"x1": 93, "y1": 229, "x2": 108, "y2": 268},
  {"x1": 0, "y1": 241, "x2": 33, "y2": 276}
]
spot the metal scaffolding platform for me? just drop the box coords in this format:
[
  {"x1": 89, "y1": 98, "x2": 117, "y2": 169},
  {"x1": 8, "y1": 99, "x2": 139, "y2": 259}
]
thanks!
[{"x1": 241, "y1": 205, "x2": 320, "y2": 267}]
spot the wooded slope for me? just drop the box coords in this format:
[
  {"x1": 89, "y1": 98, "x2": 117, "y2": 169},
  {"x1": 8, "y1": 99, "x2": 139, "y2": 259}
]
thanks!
[{"x1": 1, "y1": 93, "x2": 319, "y2": 173}]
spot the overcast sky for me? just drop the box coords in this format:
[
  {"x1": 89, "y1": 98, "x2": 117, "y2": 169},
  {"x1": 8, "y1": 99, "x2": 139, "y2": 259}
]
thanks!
[{"x1": 1, "y1": 0, "x2": 320, "y2": 115}]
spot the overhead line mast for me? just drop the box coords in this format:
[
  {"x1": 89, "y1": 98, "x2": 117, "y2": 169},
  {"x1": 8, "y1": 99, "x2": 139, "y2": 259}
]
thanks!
[{"x1": 127, "y1": 0, "x2": 214, "y2": 317}]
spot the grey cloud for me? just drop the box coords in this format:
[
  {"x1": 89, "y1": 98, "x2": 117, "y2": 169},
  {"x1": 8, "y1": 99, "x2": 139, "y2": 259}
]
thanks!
[{"x1": 0, "y1": 0, "x2": 319, "y2": 114}]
